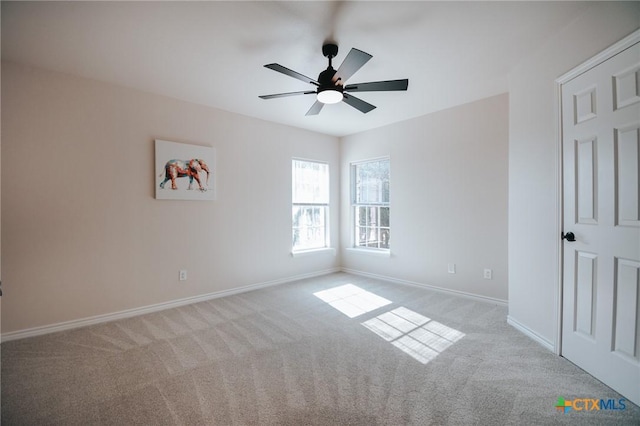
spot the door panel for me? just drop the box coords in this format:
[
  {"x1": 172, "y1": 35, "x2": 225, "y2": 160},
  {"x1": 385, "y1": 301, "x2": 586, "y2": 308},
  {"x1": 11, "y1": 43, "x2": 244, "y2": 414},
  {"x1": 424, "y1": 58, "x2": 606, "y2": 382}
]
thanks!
[
  {"x1": 562, "y1": 42, "x2": 640, "y2": 407},
  {"x1": 615, "y1": 125, "x2": 640, "y2": 227},
  {"x1": 576, "y1": 137, "x2": 598, "y2": 224},
  {"x1": 575, "y1": 251, "x2": 597, "y2": 337},
  {"x1": 613, "y1": 258, "x2": 640, "y2": 361}
]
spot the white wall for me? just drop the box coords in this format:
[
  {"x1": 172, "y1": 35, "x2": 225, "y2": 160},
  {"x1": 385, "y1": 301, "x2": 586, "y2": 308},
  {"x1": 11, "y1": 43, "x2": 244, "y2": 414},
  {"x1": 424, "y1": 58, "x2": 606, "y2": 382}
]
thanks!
[
  {"x1": 340, "y1": 94, "x2": 509, "y2": 302},
  {"x1": 508, "y1": 2, "x2": 640, "y2": 347},
  {"x1": 1, "y1": 62, "x2": 340, "y2": 333}
]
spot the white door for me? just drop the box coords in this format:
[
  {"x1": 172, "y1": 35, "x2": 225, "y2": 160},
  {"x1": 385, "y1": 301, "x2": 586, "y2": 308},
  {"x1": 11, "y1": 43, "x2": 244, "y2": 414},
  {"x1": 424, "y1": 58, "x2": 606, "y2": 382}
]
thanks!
[{"x1": 562, "y1": 40, "x2": 640, "y2": 406}]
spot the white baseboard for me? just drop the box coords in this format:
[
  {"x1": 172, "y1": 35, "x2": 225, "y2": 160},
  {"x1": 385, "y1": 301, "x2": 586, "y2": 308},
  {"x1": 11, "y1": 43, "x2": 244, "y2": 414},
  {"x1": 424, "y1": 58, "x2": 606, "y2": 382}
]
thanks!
[
  {"x1": 507, "y1": 315, "x2": 555, "y2": 352},
  {"x1": 341, "y1": 268, "x2": 508, "y2": 306},
  {"x1": 1, "y1": 268, "x2": 341, "y2": 342}
]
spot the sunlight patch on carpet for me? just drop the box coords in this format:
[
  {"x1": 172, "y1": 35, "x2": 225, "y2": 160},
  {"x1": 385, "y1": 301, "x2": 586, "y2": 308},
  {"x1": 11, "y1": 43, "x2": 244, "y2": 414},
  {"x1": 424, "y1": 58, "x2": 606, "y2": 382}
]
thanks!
[
  {"x1": 362, "y1": 307, "x2": 465, "y2": 364},
  {"x1": 313, "y1": 284, "x2": 392, "y2": 318}
]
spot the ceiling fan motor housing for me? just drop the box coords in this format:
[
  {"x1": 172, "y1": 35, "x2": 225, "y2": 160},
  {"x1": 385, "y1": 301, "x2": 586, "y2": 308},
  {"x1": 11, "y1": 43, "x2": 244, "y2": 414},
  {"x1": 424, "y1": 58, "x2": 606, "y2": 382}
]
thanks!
[{"x1": 318, "y1": 68, "x2": 342, "y2": 89}]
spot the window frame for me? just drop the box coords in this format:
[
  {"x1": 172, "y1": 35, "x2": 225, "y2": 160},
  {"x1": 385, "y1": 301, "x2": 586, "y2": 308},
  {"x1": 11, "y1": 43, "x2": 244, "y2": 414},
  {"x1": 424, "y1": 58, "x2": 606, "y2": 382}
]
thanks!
[
  {"x1": 350, "y1": 157, "x2": 390, "y2": 253},
  {"x1": 291, "y1": 158, "x2": 331, "y2": 254}
]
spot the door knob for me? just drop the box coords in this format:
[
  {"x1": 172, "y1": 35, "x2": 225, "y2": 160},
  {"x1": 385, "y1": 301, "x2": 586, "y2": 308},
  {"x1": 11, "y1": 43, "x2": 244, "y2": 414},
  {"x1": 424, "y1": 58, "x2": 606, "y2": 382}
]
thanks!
[{"x1": 561, "y1": 232, "x2": 576, "y2": 242}]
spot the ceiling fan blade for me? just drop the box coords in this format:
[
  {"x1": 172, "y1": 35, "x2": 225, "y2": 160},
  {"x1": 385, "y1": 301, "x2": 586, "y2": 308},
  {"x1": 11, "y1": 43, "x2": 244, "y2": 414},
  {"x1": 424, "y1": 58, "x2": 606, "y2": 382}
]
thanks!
[
  {"x1": 264, "y1": 64, "x2": 319, "y2": 86},
  {"x1": 259, "y1": 91, "x2": 316, "y2": 100},
  {"x1": 333, "y1": 48, "x2": 372, "y2": 84},
  {"x1": 344, "y1": 79, "x2": 409, "y2": 92},
  {"x1": 305, "y1": 100, "x2": 325, "y2": 116},
  {"x1": 342, "y1": 93, "x2": 376, "y2": 114}
]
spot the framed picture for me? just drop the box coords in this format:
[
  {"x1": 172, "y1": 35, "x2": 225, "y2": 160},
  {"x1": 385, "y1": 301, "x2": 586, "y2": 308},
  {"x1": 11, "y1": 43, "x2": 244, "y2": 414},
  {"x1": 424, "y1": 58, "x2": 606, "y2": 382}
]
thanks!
[{"x1": 155, "y1": 139, "x2": 215, "y2": 200}]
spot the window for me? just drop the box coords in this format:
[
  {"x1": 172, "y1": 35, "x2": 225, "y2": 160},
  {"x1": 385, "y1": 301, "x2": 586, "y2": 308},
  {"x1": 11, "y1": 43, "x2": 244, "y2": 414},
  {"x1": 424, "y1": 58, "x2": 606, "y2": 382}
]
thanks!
[
  {"x1": 352, "y1": 158, "x2": 390, "y2": 250},
  {"x1": 292, "y1": 159, "x2": 329, "y2": 252}
]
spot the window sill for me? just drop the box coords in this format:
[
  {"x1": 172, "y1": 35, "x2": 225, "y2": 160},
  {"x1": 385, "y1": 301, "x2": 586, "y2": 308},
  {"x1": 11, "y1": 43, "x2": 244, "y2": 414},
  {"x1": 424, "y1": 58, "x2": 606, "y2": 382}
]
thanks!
[
  {"x1": 291, "y1": 247, "x2": 336, "y2": 257},
  {"x1": 345, "y1": 247, "x2": 391, "y2": 257}
]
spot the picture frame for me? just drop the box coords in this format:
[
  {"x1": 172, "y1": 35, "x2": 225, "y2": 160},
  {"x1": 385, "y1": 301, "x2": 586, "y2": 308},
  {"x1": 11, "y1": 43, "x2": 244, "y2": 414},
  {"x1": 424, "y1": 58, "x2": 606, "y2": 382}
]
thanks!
[{"x1": 155, "y1": 139, "x2": 216, "y2": 200}]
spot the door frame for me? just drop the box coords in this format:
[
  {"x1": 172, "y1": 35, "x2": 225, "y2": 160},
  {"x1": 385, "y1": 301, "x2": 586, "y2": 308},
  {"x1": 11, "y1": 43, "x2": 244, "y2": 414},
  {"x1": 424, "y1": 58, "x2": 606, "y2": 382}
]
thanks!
[{"x1": 554, "y1": 28, "x2": 640, "y2": 356}]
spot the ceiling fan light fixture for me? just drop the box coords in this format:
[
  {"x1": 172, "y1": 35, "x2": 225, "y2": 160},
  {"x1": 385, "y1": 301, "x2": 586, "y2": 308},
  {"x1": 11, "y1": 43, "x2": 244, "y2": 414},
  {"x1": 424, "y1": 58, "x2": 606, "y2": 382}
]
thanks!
[{"x1": 317, "y1": 88, "x2": 343, "y2": 104}]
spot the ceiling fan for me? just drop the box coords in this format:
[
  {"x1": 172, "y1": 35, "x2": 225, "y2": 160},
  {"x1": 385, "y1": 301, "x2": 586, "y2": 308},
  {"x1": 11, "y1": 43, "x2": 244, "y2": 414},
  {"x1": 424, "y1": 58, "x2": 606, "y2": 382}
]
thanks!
[{"x1": 259, "y1": 43, "x2": 409, "y2": 116}]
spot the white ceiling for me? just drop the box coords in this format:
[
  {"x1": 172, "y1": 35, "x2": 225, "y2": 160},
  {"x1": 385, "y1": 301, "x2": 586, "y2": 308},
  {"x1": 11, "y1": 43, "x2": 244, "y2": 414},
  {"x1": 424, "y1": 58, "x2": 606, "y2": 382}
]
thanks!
[{"x1": 2, "y1": 1, "x2": 591, "y2": 137}]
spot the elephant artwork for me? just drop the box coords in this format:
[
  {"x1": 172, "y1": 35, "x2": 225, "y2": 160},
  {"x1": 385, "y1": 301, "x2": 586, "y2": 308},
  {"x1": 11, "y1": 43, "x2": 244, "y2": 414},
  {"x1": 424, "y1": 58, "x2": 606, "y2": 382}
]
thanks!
[
  {"x1": 159, "y1": 158, "x2": 211, "y2": 192},
  {"x1": 155, "y1": 139, "x2": 215, "y2": 201}
]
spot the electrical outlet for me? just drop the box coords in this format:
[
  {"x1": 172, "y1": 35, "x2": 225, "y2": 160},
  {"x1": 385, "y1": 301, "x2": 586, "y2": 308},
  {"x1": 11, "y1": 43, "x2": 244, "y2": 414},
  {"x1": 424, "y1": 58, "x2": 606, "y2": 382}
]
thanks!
[
  {"x1": 483, "y1": 269, "x2": 492, "y2": 280},
  {"x1": 448, "y1": 263, "x2": 456, "y2": 274},
  {"x1": 179, "y1": 270, "x2": 188, "y2": 281}
]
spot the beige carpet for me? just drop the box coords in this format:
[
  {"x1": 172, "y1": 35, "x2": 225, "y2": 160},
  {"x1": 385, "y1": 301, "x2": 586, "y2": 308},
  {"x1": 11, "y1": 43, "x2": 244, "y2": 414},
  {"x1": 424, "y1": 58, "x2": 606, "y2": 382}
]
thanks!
[{"x1": 2, "y1": 272, "x2": 639, "y2": 425}]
